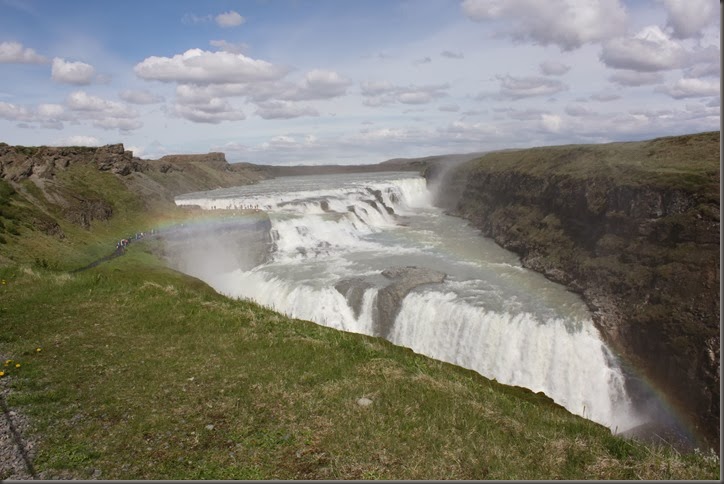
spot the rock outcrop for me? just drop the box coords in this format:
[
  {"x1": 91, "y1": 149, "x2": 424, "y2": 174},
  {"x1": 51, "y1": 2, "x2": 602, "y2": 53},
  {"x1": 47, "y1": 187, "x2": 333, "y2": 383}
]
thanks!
[
  {"x1": 425, "y1": 131, "x2": 720, "y2": 450},
  {"x1": 0, "y1": 143, "x2": 145, "y2": 181},
  {"x1": 336, "y1": 266, "x2": 446, "y2": 338},
  {"x1": 0, "y1": 143, "x2": 277, "y2": 235}
]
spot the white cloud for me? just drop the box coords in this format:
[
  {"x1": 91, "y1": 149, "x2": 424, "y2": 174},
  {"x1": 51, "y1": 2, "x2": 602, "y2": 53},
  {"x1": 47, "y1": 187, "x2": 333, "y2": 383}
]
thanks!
[
  {"x1": 173, "y1": 97, "x2": 245, "y2": 124},
  {"x1": 565, "y1": 104, "x2": 593, "y2": 116},
  {"x1": 684, "y1": 46, "x2": 720, "y2": 78},
  {"x1": 685, "y1": 61, "x2": 720, "y2": 78},
  {"x1": 288, "y1": 69, "x2": 353, "y2": 100},
  {"x1": 440, "y1": 50, "x2": 464, "y2": 59},
  {"x1": 682, "y1": 102, "x2": 719, "y2": 119},
  {"x1": 563, "y1": 106, "x2": 719, "y2": 141},
  {"x1": 36, "y1": 103, "x2": 65, "y2": 119},
  {"x1": 53, "y1": 135, "x2": 102, "y2": 146},
  {"x1": 176, "y1": 83, "x2": 244, "y2": 104},
  {"x1": 360, "y1": 81, "x2": 396, "y2": 96},
  {"x1": 608, "y1": 70, "x2": 664, "y2": 86},
  {"x1": 39, "y1": 121, "x2": 64, "y2": 130},
  {"x1": 461, "y1": 0, "x2": 628, "y2": 51},
  {"x1": 182, "y1": 13, "x2": 212, "y2": 25},
  {"x1": 119, "y1": 89, "x2": 164, "y2": 104},
  {"x1": 438, "y1": 120, "x2": 503, "y2": 143},
  {"x1": 663, "y1": 0, "x2": 718, "y2": 39},
  {"x1": 461, "y1": 109, "x2": 486, "y2": 116},
  {"x1": 64, "y1": 91, "x2": 142, "y2": 131},
  {"x1": 540, "y1": 114, "x2": 563, "y2": 132},
  {"x1": 0, "y1": 41, "x2": 47, "y2": 64},
  {"x1": 590, "y1": 91, "x2": 622, "y2": 102},
  {"x1": 600, "y1": 26, "x2": 687, "y2": 72},
  {"x1": 398, "y1": 92, "x2": 433, "y2": 104},
  {"x1": 349, "y1": 127, "x2": 429, "y2": 146},
  {"x1": 0, "y1": 101, "x2": 32, "y2": 121},
  {"x1": 656, "y1": 78, "x2": 720, "y2": 99},
  {"x1": 439, "y1": 104, "x2": 460, "y2": 112},
  {"x1": 255, "y1": 100, "x2": 319, "y2": 119},
  {"x1": 0, "y1": 101, "x2": 66, "y2": 128},
  {"x1": 496, "y1": 75, "x2": 568, "y2": 99},
  {"x1": 506, "y1": 108, "x2": 549, "y2": 120},
  {"x1": 539, "y1": 60, "x2": 570, "y2": 76},
  {"x1": 257, "y1": 134, "x2": 321, "y2": 152},
  {"x1": 209, "y1": 39, "x2": 249, "y2": 54},
  {"x1": 360, "y1": 82, "x2": 449, "y2": 106},
  {"x1": 93, "y1": 118, "x2": 143, "y2": 131},
  {"x1": 67, "y1": 91, "x2": 132, "y2": 116},
  {"x1": 51, "y1": 57, "x2": 96, "y2": 85},
  {"x1": 95, "y1": 73, "x2": 112, "y2": 85},
  {"x1": 134, "y1": 49, "x2": 289, "y2": 84},
  {"x1": 216, "y1": 11, "x2": 245, "y2": 28},
  {"x1": 171, "y1": 68, "x2": 351, "y2": 111}
]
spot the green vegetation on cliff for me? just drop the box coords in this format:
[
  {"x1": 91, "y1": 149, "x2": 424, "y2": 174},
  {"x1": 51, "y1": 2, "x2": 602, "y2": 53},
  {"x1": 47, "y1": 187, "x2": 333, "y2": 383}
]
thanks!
[
  {"x1": 429, "y1": 131, "x2": 720, "y2": 451},
  {"x1": 0, "y1": 138, "x2": 720, "y2": 479},
  {"x1": 1, "y1": 253, "x2": 719, "y2": 480}
]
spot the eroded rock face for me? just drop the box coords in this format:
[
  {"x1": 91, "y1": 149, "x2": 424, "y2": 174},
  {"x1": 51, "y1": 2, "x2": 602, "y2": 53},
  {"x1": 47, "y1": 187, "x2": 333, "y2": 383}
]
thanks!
[
  {"x1": 335, "y1": 266, "x2": 446, "y2": 338},
  {"x1": 0, "y1": 143, "x2": 146, "y2": 181},
  {"x1": 426, "y1": 136, "x2": 720, "y2": 450},
  {"x1": 64, "y1": 199, "x2": 114, "y2": 229},
  {"x1": 156, "y1": 152, "x2": 229, "y2": 171},
  {"x1": 375, "y1": 267, "x2": 446, "y2": 338},
  {"x1": 334, "y1": 278, "x2": 374, "y2": 319}
]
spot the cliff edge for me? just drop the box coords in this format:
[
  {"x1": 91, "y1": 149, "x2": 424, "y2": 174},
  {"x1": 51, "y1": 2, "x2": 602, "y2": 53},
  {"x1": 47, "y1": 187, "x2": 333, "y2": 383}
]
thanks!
[{"x1": 425, "y1": 131, "x2": 720, "y2": 450}]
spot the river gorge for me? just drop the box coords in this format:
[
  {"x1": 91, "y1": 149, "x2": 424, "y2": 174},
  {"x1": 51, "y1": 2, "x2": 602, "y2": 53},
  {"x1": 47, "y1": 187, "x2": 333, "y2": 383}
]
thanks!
[{"x1": 171, "y1": 171, "x2": 659, "y2": 439}]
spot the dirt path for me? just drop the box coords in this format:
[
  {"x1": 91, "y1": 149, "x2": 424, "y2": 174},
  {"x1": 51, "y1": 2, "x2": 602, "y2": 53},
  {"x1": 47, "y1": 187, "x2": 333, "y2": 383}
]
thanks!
[
  {"x1": 0, "y1": 377, "x2": 37, "y2": 480},
  {"x1": 70, "y1": 246, "x2": 126, "y2": 274}
]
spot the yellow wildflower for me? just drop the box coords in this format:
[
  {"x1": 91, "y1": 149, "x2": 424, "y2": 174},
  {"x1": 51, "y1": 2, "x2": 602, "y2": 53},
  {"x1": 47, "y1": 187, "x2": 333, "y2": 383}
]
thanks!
[
  {"x1": 36, "y1": 347, "x2": 42, "y2": 353},
  {"x1": 4, "y1": 359, "x2": 11, "y2": 366},
  {"x1": 0, "y1": 371, "x2": 4, "y2": 377},
  {"x1": 15, "y1": 363, "x2": 20, "y2": 368}
]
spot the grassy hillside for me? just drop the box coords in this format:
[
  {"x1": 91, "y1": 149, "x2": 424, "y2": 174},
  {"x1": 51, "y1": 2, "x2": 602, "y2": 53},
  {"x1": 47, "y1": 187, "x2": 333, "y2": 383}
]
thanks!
[
  {"x1": 455, "y1": 132, "x2": 719, "y2": 188},
  {"x1": 0, "y1": 140, "x2": 720, "y2": 479},
  {"x1": 1, "y1": 252, "x2": 719, "y2": 480}
]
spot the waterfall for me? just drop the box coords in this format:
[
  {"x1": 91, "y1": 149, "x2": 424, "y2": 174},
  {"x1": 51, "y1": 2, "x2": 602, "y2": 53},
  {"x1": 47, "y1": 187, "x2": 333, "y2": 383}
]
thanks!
[{"x1": 175, "y1": 172, "x2": 642, "y2": 433}]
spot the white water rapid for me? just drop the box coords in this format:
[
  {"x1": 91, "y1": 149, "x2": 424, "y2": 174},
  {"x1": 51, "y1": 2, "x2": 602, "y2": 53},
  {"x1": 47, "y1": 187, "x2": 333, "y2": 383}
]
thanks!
[{"x1": 175, "y1": 171, "x2": 643, "y2": 432}]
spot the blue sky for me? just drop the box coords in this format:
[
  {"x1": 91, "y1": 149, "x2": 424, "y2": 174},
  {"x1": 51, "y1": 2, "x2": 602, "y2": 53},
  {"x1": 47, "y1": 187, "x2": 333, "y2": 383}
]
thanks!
[{"x1": 0, "y1": 0, "x2": 719, "y2": 165}]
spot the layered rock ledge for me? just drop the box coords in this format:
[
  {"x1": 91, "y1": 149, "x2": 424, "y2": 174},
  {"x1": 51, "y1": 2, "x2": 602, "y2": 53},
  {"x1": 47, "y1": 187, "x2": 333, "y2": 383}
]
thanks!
[{"x1": 424, "y1": 131, "x2": 720, "y2": 450}]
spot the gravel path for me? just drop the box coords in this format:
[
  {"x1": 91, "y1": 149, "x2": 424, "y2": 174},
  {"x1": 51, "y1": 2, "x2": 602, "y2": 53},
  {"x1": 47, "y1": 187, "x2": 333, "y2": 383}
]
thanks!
[
  {"x1": 1, "y1": 368, "x2": 96, "y2": 481},
  {"x1": 0, "y1": 380, "x2": 37, "y2": 480}
]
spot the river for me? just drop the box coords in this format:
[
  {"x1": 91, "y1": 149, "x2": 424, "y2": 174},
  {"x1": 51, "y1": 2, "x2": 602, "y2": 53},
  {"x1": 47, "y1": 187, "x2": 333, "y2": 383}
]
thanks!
[{"x1": 174, "y1": 171, "x2": 643, "y2": 433}]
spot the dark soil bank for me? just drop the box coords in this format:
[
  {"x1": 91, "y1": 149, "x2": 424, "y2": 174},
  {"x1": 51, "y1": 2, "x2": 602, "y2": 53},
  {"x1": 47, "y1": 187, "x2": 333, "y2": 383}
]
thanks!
[{"x1": 424, "y1": 131, "x2": 720, "y2": 450}]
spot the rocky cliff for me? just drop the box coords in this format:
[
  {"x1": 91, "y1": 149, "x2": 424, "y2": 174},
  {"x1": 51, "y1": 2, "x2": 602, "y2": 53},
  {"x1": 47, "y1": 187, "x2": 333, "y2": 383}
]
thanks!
[
  {"x1": 0, "y1": 143, "x2": 275, "y2": 267},
  {"x1": 425, "y1": 131, "x2": 720, "y2": 450},
  {"x1": 0, "y1": 143, "x2": 273, "y2": 201},
  {"x1": 0, "y1": 143, "x2": 144, "y2": 180}
]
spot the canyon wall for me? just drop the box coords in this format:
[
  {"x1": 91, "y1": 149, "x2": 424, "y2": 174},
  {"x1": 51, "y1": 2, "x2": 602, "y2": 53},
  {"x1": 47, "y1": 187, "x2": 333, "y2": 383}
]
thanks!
[{"x1": 425, "y1": 132, "x2": 720, "y2": 449}]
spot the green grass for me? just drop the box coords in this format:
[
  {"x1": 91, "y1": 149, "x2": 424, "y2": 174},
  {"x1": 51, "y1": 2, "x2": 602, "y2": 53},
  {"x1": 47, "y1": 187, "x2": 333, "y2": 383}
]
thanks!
[
  {"x1": 0, "y1": 249, "x2": 719, "y2": 480},
  {"x1": 464, "y1": 131, "x2": 719, "y2": 193},
  {"x1": 0, "y1": 135, "x2": 720, "y2": 479},
  {"x1": 0, "y1": 163, "x2": 176, "y2": 270}
]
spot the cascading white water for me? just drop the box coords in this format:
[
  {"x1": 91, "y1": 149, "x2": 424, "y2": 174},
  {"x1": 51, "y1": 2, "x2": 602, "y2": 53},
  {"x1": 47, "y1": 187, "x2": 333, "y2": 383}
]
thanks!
[{"x1": 174, "y1": 172, "x2": 642, "y2": 432}]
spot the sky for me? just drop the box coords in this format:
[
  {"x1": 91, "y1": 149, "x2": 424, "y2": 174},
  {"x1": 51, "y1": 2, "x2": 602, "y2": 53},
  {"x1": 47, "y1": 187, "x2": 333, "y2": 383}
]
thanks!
[{"x1": 0, "y1": 0, "x2": 720, "y2": 165}]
